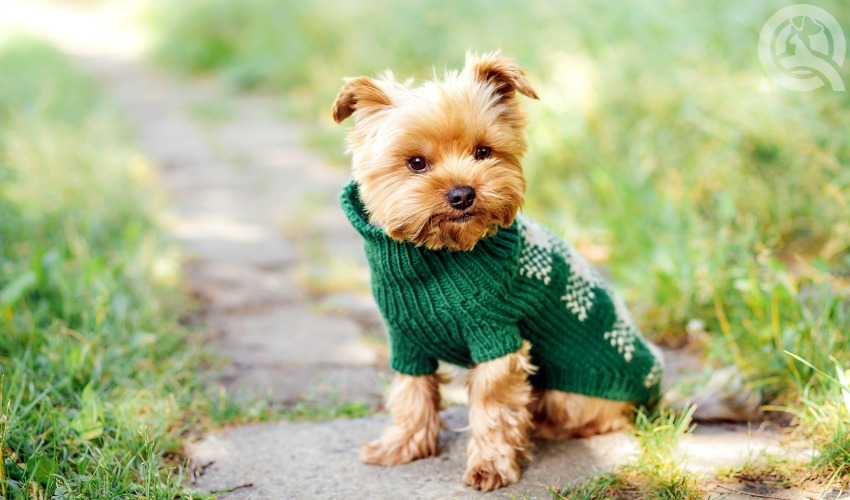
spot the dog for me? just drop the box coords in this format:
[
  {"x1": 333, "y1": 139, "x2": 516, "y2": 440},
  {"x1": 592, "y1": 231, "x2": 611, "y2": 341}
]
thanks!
[{"x1": 332, "y1": 52, "x2": 665, "y2": 491}]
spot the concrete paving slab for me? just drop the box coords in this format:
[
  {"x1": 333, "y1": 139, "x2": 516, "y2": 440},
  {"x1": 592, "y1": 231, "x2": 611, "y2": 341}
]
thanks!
[
  {"x1": 215, "y1": 307, "x2": 376, "y2": 366},
  {"x1": 185, "y1": 261, "x2": 304, "y2": 313},
  {"x1": 187, "y1": 407, "x2": 800, "y2": 500},
  {"x1": 219, "y1": 365, "x2": 388, "y2": 404}
]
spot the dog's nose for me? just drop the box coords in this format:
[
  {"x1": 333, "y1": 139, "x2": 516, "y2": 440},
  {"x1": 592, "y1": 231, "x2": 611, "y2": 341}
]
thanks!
[{"x1": 446, "y1": 185, "x2": 476, "y2": 210}]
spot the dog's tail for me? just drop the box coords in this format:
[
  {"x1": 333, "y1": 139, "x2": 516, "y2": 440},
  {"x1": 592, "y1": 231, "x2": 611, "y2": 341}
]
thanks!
[{"x1": 664, "y1": 365, "x2": 763, "y2": 422}]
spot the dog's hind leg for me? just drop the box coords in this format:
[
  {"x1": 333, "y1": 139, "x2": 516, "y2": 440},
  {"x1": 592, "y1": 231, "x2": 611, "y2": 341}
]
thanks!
[
  {"x1": 463, "y1": 341, "x2": 535, "y2": 491},
  {"x1": 360, "y1": 372, "x2": 443, "y2": 465},
  {"x1": 530, "y1": 389, "x2": 631, "y2": 439}
]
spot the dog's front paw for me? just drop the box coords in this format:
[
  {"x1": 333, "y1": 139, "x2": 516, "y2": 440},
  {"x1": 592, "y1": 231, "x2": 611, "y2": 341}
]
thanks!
[
  {"x1": 360, "y1": 431, "x2": 437, "y2": 466},
  {"x1": 463, "y1": 458, "x2": 520, "y2": 491}
]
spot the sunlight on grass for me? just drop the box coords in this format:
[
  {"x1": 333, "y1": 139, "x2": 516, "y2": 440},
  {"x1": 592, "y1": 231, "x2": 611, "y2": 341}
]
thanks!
[{"x1": 559, "y1": 406, "x2": 699, "y2": 499}]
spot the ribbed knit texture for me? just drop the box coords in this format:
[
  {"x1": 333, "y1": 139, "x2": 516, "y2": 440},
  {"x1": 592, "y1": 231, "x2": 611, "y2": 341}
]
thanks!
[{"x1": 341, "y1": 181, "x2": 663, "y2": 404}]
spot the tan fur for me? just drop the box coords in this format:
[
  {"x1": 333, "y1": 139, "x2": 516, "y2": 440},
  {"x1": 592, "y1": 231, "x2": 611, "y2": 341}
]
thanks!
[
  {"x1": 360, "y1": 373, "x2": 445, "y2": 465},
  {"x1": 463, "y1": 341, "x2": 536, "y2": 491},
  {"x1": 332, "y1": 52, "x2": 536, "y2": 251},
  {"x1": 337, "y1": 54, "x2": 638, "y2": 491},
  {"x1": 332, "y1": 76, "x2": 393, "y2": 124},
  {"x1": 464, "y1": 51, "x2": 540, "y2": 100},
  {"x1": 530, "y1": 389, "x2": 632, "y2": 439}
]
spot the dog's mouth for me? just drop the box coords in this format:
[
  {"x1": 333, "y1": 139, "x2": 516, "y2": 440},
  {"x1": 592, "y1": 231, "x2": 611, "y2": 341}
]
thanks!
[{"x1": 448, "y1": 212, "x2": 476, "y2": 223}]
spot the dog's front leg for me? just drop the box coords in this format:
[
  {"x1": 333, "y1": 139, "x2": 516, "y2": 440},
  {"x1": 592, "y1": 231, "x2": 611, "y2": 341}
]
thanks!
[
  {"x1": 463, "y1": 341, "x2": 535, "y2": 491},
  {"x1": 360, "y1": 373, "x2": 443, "y2": 465}
]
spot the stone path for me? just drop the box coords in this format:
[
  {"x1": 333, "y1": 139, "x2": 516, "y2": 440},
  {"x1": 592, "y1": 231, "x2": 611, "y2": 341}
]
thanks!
[
  {"x1": 187, "y1": 405, "x2": 819, "y2": 499},
  {"x1": 3, "y1": 3, "x2": 834, "y2": 498}
]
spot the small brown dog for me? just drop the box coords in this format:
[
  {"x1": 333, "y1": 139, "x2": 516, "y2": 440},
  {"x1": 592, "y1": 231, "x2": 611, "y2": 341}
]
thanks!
[{"x1": 332, "y1": 52, "x2": 664, "y2": 491}]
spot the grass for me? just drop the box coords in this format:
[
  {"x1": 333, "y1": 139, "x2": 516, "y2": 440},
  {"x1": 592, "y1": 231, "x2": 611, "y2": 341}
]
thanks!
[
  {"x1": 0, "y1": 34, "x2": 373, "y2": 498},
  {"x1": 0, "y1": 33, "x2": 219, "y2": 498},
  {"x1": 0, "y1": 34, "x2": 177, "y2": 497},
  {"x1": 147, "y1": 0, "x2": 850, "y2": 489},
  {"x1": 557, "y1": 406, "x2": 699, "y2": 499}
]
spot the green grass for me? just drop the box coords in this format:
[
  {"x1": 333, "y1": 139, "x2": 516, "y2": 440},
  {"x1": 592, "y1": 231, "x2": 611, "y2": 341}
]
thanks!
[
  {"x1": 0, "y1": 34, "x2": 376, "y2": 498},
  {"x1": 146, "y1": 0, "x2": 850, "y2": 488},
  {"x1": 558, "y1": 406, "x2": 699, "y2": 499},
  {"x1": 0, "y1": 34, "x2": 208, "y2": 498}
]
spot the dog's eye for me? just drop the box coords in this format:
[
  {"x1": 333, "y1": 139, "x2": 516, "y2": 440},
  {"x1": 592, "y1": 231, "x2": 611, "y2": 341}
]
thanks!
[
  {"x1": 474, "y1": 146, "x2": 492, "y2": 161},
  {"x1": 407, "y1": 156, "x2": 429, "y2": 173}
]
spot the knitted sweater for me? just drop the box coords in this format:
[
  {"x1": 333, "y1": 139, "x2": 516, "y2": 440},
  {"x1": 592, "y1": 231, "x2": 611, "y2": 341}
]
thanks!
[{"x1": 341, "y1": 181, "x2": 663, "y2": 404}]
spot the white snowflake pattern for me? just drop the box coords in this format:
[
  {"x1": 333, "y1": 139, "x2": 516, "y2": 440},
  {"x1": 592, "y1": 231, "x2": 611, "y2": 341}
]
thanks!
[
  {"x1": 603, "y1": 318, "x2": 637, "y2": 362},
  {"x1": 605, "y1": 294, "x2": 639, "y2": 362},
  {"x1": 643, "y1": 342, "x2": 665, "y2": 388},
  {"x1": 516, "y1": 217, "x2": 664, "y2": 386},
  {"x1": 558, "y1": 243, "x2": 605, "y2": 322},
  {"x1": 643, "y1": 359, "x2": 663, "y2": 388},
  {"x1": 518, "y1": 218, "x2": 554, "y2": 285}
]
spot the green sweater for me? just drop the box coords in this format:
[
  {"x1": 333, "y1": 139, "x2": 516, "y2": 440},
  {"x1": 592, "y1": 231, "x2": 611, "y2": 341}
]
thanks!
[{"x1": 341, "y1": 181, "x2": 663, "y2": 404}]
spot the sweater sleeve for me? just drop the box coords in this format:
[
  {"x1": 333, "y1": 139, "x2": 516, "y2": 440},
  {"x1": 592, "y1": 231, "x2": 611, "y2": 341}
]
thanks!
[
  {"x1": 463, "y1": 323, "x2": 524, "y2": 365},
  {"x1": 388, "y1": 329, "x2": 439, "y2": 376}
]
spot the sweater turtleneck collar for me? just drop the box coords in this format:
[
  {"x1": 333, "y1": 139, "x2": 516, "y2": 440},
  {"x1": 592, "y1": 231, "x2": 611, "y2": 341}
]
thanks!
[
  {"x1": 340, "y1": 180, "x2": 386, "y2": 240},
  {"x1": 340, "y1": 180, "x2": 521, "y2": 259}
]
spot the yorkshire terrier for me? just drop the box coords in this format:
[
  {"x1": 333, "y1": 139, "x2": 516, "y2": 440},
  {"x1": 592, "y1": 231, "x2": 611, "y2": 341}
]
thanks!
[{"x1": 332, "y1": 52, "x2": 664, "y2": 491}]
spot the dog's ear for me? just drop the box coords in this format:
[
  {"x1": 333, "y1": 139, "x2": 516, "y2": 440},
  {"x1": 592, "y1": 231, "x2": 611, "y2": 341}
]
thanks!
[
  {"x1": 332, "y1": 76, "x2": 392, "y2": 123},
  {"x1": 464, "y1": 52, "x2": 539, "y2": 100}
]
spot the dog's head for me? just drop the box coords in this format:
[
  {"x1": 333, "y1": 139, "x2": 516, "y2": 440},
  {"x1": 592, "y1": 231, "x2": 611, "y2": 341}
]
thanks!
[{"x1": 333, "y1": 52, "x2": 538, "y2": 251}]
